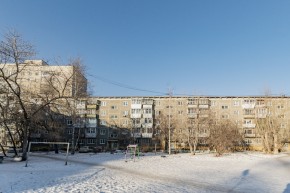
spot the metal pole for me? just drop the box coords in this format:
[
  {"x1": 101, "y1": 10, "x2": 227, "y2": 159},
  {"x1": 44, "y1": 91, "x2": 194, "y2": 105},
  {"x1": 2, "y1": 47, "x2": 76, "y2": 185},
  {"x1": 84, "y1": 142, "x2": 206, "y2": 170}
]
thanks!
[
  {"x1": 168, "y1": 89, "x2": 172, "y2": 155},
  {"x1": 25, "y1": 142, "x2": 31, "y2": 167},
  {"x1": 65, "y1": 143, "x2": 70, "y2": 165}
]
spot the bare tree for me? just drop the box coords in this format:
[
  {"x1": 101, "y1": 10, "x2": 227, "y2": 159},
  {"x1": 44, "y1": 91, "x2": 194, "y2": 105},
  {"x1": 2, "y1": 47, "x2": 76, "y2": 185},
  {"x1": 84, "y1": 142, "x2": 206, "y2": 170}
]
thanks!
[
  {"x1": 0, "y1": 30, "x2": 87, "y2": 160},
  {"x1": 155, "y1": 112, "x2": 176, "y2": 152},
  {"x1": 208, "y1": 119, "x2": 243, "y2": 156},
  {"x1": 255, "y1": 97, "x2": 290, "y2": 154}
]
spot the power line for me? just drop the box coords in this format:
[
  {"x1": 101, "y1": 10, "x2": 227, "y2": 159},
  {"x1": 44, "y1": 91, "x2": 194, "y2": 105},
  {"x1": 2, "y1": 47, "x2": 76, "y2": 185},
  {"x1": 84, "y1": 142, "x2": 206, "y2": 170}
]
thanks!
[
  {"x1": 87, "y1": 73, "x2": 168, "y2": 95},
  {"x1": 87, "y1": 73, "x2": 289, "y2": 97}
]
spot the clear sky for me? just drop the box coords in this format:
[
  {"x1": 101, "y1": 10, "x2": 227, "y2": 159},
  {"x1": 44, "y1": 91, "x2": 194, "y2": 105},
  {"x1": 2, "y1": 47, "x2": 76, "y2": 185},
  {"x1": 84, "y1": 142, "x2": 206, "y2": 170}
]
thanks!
[{"x1": 1, "y1": 0, "x2": 290, "y2": 97}]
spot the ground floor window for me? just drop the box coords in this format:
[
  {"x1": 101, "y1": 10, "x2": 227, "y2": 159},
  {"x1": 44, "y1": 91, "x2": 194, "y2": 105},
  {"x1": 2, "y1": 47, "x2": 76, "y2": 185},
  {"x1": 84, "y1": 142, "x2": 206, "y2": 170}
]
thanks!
[
  {"x1": 87, "y1": 139, "x2": 96, "y2": 144},
  {"x1": 100, "y1": 139, "x2": 106, "y2": 144}
]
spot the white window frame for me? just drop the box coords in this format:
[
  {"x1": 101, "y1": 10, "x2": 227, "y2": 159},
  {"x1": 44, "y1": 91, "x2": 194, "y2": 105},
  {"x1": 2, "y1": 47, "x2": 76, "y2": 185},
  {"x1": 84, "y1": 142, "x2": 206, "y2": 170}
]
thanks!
[
  {"x1": 100, "y1": 129, "x2": 106, "y2": 135},
  {"x1": 100, "y1": 139, "x2": 106, "y2": 144}
]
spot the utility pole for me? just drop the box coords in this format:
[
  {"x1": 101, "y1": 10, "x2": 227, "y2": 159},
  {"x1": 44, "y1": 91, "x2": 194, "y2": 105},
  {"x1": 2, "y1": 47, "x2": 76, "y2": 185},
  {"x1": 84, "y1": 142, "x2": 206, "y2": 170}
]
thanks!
[{"x1": 168, "y1": 88, "x2": 173, "y2": 155}]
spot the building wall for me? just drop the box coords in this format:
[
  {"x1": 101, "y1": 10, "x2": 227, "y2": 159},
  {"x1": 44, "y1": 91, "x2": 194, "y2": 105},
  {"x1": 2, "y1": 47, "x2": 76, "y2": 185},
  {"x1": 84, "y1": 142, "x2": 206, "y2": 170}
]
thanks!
[{"x1": 75, "y1": 96, "x2": 290, "y2": 151}]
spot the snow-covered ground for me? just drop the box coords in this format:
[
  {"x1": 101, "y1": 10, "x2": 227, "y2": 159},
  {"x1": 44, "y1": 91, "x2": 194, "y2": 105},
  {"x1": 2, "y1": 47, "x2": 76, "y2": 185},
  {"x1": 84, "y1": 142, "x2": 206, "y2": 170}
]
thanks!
[{"x1": 1, "y1": 151, "x2": 290, "y2": 193}]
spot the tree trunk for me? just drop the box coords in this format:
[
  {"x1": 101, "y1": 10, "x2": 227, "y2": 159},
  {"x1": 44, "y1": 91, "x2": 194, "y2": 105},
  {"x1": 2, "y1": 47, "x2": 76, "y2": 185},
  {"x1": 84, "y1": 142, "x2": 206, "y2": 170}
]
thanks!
[
  {"x1": 21, "y1": 123, "x2": 29, "y2": 161},
  {"x1": 0, "y1": 143, "x2": 7, "y2": 156},
  {"x1": 4, "y1": 123, "x2": 18, "y2": 156},
  {"x1": 273, "y1": 133, "x2": 279, "y2": 154},
  {"x1": 264, "y1": 132, "x2": 271, "y2": 153},
  {"x1": 189, "y1": 143, "x2": 193, "y2": 155}
]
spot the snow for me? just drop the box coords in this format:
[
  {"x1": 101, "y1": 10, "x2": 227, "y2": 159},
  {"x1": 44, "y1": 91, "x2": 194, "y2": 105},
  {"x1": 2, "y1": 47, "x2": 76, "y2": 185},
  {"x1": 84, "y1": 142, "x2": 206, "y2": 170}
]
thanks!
[{"x1": 1, "y1": 151, "x2": 290, "y2": 193}]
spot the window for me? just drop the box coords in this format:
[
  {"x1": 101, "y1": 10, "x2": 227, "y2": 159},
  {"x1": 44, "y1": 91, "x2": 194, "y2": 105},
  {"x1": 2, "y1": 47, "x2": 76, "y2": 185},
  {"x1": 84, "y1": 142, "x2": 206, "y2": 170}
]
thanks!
[
  {"x1": 132, "y1": 109, "x2": 141, "y2": 114},
  {"x1": 222, "y1": 105, "x2": 228, "y2": 109},
  {"x1": 233, "y1": 101, "x2": 240, "y2": 106},
  {"x1": 144, "y1": 108, "x2": 152, "y2": 114},
  {"x1": 100, "y1": 120, "x2": 107, "y2": 126},
  {"x1": 132, "y1": 99, "x2": 142, "y2": 104},
  {"x1": 188, "y1": 98, "x2": 197, "y2": 105},
  {"x1": 110, "y1": 115, "x2": 118, "y2": 119},
  {"x1": 144, "y1": 118, "x2": 153, "y2": 124},
  {"x1": 100, "y1": 139, "x2": 106, "y2": 144},
  {"x1": 42, "y1": 71, "x2": 50, "y2": 76},
  {"x1": 67, "y1": 120, "x2": 72, "y2": 125},
  {"x1": 101, "y1": 101, "x2": 106, "y2": 106},
  {"x1": 123, "y1": 120, "x2": 128, "y2": 125},
  {"x1": 110, "y1": 133, "x2": 118, "y2": 138},
  {"x1": 234, "y1": 110, "x2": 239, "y2": 115},
  {"x1": 155, "y1": 110, "x2": 161, "y2": 116},
  {"x1": 87, "y1": 139, "x2": 96, "y2": 144},
  {"x1": 211, "y1": 101, "x2": 216, "y2": 106},
  {"x1": 177, "y1": 101, "x2": 183, "y2": 106},
  {"x1": 277, "y1": 105, "x2": 284, "y2": 109},
  {"x1": 123, "y1": 101, "x2": 128, "y2": 106},
  {"x1": 244, "y1": 119, "x2": 253, "y2": 124},
  {"x1": 188, "y1": 108, "x2": 196, "y2": 114},
  {"x1": 244, "y1": 99, "x2": 255, "y2": 104},
  {"x1": 256, "y1": 100, "x2": 265, "y2": 106},
  {"x1": 178, "y1": 110, "x2": 183, "y2": 115},
  {"x1": 244, "y1": 109, "x2": 254, "y2": 115},
  {"x1": 245, "y1": 139, "x2": 252, "y2": 144},
  {"x1": 155, "y1": 101, "x2": 161, "y2": 106},
  {"x1": 257, "y1": 108, "x2": 267, "y2": 114},
  {"x1": 101, "y1": 110, "x2": 106, "y2": 116},
  {"x1": 221, "y1": 114, "x2": 229, "y2": 119},
  {"x1": 68, "y1": 129, "x2": 72, "y2": 134},
  {"x1": 87, "y1": 128, "x2": 96, "y2": 133},
  {"x1": 123, "y1": 111, "x2": 129, "y2": 116},
  {"x1": 245, "y1": 129, "x2": 253, "y2": 134},
  {"x1": 77, "y1": 100, "x2": 86, "y2": 105},
  {"x1": 111, "y1": 105, "x2": 117, "y2": 110},
  {"x1": 100, "y1": 129, "x2": 106, "y2": 135}
]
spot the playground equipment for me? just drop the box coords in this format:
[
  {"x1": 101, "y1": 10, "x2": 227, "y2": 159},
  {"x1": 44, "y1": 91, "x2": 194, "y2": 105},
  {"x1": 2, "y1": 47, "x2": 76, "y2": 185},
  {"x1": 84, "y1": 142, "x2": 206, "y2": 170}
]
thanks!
[{"x1": 125, "y1": 144, "x2": 140, "y2": 162}]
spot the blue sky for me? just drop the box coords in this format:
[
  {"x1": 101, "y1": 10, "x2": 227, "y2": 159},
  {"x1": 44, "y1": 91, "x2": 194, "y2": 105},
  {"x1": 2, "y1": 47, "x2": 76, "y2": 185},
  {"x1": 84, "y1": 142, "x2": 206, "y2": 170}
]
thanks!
[{"x1": 1, "y1": 0, "x2": 290, "y2": 97}]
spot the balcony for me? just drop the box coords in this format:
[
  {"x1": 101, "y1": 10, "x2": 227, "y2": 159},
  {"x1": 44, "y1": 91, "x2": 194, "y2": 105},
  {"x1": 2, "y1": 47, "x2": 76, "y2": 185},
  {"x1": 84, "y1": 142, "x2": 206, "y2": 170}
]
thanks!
[
  {"x1": 131, "y1": 114, "x2": 142, "y2": 119},
  {"x1": 86, "y1": 114, "x2": 96, "y2": 118},
  {"x1": 131, "y1": 104, "x2": 142, "y2": 109},
  {"x1": 142, "y1": 123, "x2": 153, "y2": 128},
  {"x1": 132, "y1": 132, "x2": 141, "y2": 138},
  {"x1": 199, "y1": 104, "x2": 209, "y2": 108},
  {"x1": 76, "y1": 104, "x2": 86, "y2": 109},
  {"x1": 256, "y1": 113, "x2": 267, "y2": 118},
  {"x1": 142, "y1": 100, "x2": 154, "y2": 105},
  {"x1": 85, "y1": 133, "x2": 97, "y2": 138},
  {"x1": 188, "y1": 113, "x2": 197, "y2": 118},
  {"x1": 198, "y1": 133, "x2": 209, "y2": 137},
  {"x1": 188, "y1": 104, "x2": 198, "y2": 108},
  {"x1": 244, "y1": 133, "x2": 256, "y2": 138},
  {"x1": 242, "y1": 104, "x2": 255, "y2": 109},
  {"x1": 243, "y1": 114, "x2": 255, "y2": 118},
  {"x1": 199, "y1": 114, "x2": 209, "y2": 118},
  {"x1": 143, "y1": 113, "x2": 153, "y2": 118},
  {"x1": 243, "y1": 124, "x2": 256, "y2": 128},
  {"x1": 87, "y1": 104, "x2": 97, "y2": 109},
  {"x1": 142, "y1": 133, "x2": 153, "y2": 138},
  {"x1": 143, "y1": 104, "x2": 153, "y2": 109}
]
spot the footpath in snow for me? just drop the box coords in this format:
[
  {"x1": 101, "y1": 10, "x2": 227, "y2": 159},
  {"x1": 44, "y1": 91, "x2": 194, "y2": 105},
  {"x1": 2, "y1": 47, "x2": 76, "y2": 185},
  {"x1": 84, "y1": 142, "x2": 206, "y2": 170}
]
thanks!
[{"x1": 1, "y1": 151, "x2": 290, "y2": 193}]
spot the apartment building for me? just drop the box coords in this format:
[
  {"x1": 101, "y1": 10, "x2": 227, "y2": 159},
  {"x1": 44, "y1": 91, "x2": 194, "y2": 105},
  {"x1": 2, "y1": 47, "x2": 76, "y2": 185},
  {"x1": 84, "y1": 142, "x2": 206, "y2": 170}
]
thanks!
[
  {"x1": 0, "y1": 60, "x2": 87, "y2": 147},
  {"x1": 68, "y1": 96, "x2": 290, "y2": 152}
]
